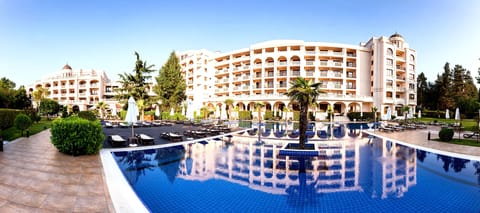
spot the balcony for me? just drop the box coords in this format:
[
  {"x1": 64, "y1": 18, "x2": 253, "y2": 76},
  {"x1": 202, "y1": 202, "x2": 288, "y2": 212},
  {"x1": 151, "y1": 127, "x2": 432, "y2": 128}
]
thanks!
[
  {"x1": 291, "y1": 61, "x2": 301, "y2": 66},
  {"x1": 278, "y1": 61, "x2": 287, "y2": 66},
  {"x1": 243, "y1": 75, "x2": 250, "y2": 80},
  {"x1": 291, "y1": 71, "x2": 300, "y2": 76},
  {"x1": 265, "y1": 73, "x2": 274, "y2": 78},
  {"x1": 305, "y1": 61, "x2": 315, "y2": 66},
  {"x1": 306, "y1": 71, "x2": 314, "y2": 77},
  {"x1": 278, "y1": 71, "x2": 287, "y2": 77},
  {"x1": 254, "y1": 63, "x2": 262, "y2": 68},
  {"x1": 305, "y1": 51, "x2": 316, "y2": 55},
  {"x1": 277, "y1": 83, "x2": 287, "y2": 88},
  {"x1": 346, "y1": 62, "x2": 356, "y2": 67},
  {"x1": 265, "y1": 62, "x2": 274, "y2": 67}
]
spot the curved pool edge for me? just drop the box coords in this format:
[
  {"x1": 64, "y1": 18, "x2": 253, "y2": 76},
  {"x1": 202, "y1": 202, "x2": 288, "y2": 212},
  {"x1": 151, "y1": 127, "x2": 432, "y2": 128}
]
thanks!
[
  {"x1": 100, "y1": 149, "x2": 150, "y2": 213},
  {"x1": 364, "y1": 130, "x2": 480, "y2": 161}
]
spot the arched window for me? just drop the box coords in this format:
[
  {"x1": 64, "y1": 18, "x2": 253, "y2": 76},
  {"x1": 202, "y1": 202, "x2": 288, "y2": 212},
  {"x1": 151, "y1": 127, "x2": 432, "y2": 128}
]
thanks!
[
  {"x1": 386, "y1": 48, "x2": 393, "y2": 56},
  {"x1": 409, "y1": 54, "x2": 415, "y2": 62}
]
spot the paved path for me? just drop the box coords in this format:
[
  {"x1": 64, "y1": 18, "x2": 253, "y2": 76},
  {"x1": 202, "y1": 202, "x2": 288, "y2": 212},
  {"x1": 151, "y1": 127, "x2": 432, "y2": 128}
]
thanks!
[
  {"x1": 0, "y1": 130, "x2": 114, "y2": 212},
  {"x1": 367, "y1": 126, "x2": 480, "y2": 160}
]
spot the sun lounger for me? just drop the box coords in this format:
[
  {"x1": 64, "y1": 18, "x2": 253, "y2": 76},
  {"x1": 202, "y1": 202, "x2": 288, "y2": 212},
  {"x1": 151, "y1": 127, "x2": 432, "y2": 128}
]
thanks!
[
  {"x1": 119, "y1": 122, "x2": 130, "y2": 128},
  {"x1": 105, "y1": 122, "x2": 113, "y2": 128},
  {"x1": 138, "y1": 133, "x2": 154, "y2": 145},
  {"x1": 160, "y1": 132, "x2": 183, "y2": 142},
  {"x1": 109, "y1": 135, "x2": 126, "y2": 147},
  {"x1": 463, "y1": 132, "x2": 480, "y2": 138}
]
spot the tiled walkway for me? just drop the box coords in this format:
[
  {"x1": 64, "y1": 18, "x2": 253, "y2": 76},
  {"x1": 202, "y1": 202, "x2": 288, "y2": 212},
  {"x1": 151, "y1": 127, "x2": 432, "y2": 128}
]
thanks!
[
  {"x1": 0, "y1": 130, "x2": 114, "y2": 212},
  {"x1": 367, "y1": 126, "x2": 480, "y2": 160}
]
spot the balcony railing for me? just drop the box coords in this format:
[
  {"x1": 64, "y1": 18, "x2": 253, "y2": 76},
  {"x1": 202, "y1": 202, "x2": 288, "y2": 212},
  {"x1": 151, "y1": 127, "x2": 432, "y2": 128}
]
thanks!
[
  {"x1": 305, "y1": 61, "x2": 315, "y2": 66},
  {"x1": 305, "y1": 51, "x2": 316, "y2": 55},
  {"x1": 278, "y1": 61, "x2": 287, "y2": 66},
  {"x1": 291, "y1": 71, "x2": 300, "y2": 76},
  {"x1": 291, "y1": 61, "x2": 301, "y2": 66},
  {"x1": 278, "y1": 71, "x2": 287, "y2": 77},
  {"x1": 265, "y1": 73, "x2": 274, "y2": 77}
]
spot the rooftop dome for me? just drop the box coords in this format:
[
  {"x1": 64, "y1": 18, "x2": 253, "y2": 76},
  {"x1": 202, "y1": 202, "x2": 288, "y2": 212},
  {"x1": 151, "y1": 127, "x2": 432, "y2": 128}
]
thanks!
[
  {"x1": 389, "y1": 32, "x2": 404, "y2": 39},
  {"x1": 62, "y1": 64, "x2": 72, "y2": 70}
]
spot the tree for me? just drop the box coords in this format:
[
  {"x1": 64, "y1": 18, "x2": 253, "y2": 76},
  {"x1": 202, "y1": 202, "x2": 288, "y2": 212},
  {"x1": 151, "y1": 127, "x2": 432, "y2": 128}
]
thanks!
[
  {"x1": 116, "y1": 52, "x2": 156, "y2": 117},
  {"x1": 254, "y1": 102, "x2": 265, "y2": 143},
  {"x1": 224, "y1": 99, "x2": 234, "y2": 120},
  {"x1": 32, "y1": 87, "x2": 47, "y2": 108},
  {"x1": 0, "y1": 77, "x2": 16, "y2": 89},
  {"x1": 285, "y1": 77, "x2": 322, "y2": 149},
  {"x1": 12, "y1": 86, "x2": 31, "y2": 109},
  {"x1": 154, "y1": 51, "x2": 186, "y2": 112},
  {"x1": 39, "y1": 99, "x2": 60, "y2": 118},
  {"x1": 14, "y1": 114, "x2": 32, "y2": 136},
  {"x1": 416, "y1": 72, "x2": 427, "y2": 109},
  {"x1": 96, "y1": 101, "x2": 109, "y2": 119},
  {"x1": 402, "y1": 106, "x2": 410, "y2": 122},
  {"x1": 437, "y1": 62, "x2": 455, "y2": 110}
]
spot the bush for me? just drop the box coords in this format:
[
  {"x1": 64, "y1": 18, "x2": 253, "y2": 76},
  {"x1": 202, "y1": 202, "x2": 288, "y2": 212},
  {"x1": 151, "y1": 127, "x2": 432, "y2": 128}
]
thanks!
[
  {"x1": 264, "y1": 110, "x2": 273, "y2": 120},
  {"x1": 14, "y1": 114, "x2": 32, "y2": 136},
  {"x1": 50, "y1": 116, "x2": 104, "y2": 156},
  {"x1": 0, "y1": 109, "x2": 23, "y2": 130},
  {"x1": 438, "y1": 128, "x2": 454, "y2": 142},
  {"x1": 238, "y1": 111, "x2": 252, "y2": 120},
  {"x1": 77, "y1": 110, "x2": 97, "y2": 121}
]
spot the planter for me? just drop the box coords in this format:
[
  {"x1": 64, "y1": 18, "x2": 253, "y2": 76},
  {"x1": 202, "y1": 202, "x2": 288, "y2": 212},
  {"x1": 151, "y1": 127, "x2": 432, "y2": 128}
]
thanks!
[{"x1": 279, "y1": 143, "x2": 319, "y2": 156}]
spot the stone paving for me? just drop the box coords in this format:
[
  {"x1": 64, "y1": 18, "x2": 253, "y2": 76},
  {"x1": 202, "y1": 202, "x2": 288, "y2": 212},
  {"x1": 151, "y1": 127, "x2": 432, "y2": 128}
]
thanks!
[
  {"x1": 367, "y1": 125, "x2": 480, "y2": 159},
  {"x1": 0, "y1": 130, "x2": 114, "y2": 212}
]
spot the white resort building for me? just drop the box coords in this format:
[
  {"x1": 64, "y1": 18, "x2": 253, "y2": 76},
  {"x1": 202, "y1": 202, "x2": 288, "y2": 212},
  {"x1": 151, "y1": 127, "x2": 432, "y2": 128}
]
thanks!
[
  {"x1": 28, "y1": 64, "x2": 121, "y2": 111},
  {"x1": 179, "y1": 33, "x2": 417, "y2": 120}
]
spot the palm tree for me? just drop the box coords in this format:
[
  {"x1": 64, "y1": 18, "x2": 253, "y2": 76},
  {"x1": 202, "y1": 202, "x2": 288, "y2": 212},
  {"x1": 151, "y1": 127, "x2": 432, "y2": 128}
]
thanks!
[
  {"x1": 402, "y1": 106, "x2": 410, "y2": 122},
  {"x1": 285, "y1": 77, "x2": 322, "y2": 149},
  {"x1": 32, "y1": 87, "x2": 47, "y2": 108},
  {"x1": 254, "y1": 102, "x2": 265, "y2": 143},
  {"x1": 96, "y1": 101, "x2": 109, "y2": 119},
  {"x1": 224, "y1": 99, "x2": 234, "y2": 120}
]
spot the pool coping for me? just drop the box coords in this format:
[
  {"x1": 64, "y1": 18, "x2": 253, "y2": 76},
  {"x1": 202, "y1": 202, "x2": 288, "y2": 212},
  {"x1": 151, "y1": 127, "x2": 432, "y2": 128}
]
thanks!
[{"x1": 100, "y1": 130, "x2": 247, "y2": 212}]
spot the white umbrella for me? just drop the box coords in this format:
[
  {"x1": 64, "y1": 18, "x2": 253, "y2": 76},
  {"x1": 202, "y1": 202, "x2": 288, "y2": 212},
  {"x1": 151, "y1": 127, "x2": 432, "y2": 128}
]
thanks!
[
  {"x1": 110, "y1": 104, "x2": 117, "y2": 117},
  {"x1": 155, "y1": 105, "x2": 160, "y2": 118},
  {"x1": 455, "y1": 108, "x2": 460, "y2": 120},
  {"x1": 418, "y1": 110, "x2": 421, "y2": 118},
  {"x1": 170, "y1": 107, "x2": 174, "y2": 116},
  {"x1": 445, "y1": 109, "x2": 450, "y2": 119},
  {"x1": 221, "y1": 105, "x2": 228, "y2": 120},
  {"x1": 186, "y1": 100, "x2": 194, "y2": 120},
  {"x1": 386, "y1": 108, "x2": 392, "y2": 120},
  {"x1": 125, "y1": 96, "x2": 138, "y2": 137}
]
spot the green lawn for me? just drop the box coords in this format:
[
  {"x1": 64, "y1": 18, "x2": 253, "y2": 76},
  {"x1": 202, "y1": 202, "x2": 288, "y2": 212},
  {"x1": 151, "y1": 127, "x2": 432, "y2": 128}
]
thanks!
[
  {"x1": 416, "y1": 117, "x2": 479, "y2": 131},
  {"x1": 434, "y1": 138, "x2": 480, "y2": 147},
  {"x1": 1, "y1": 118, "x2": 53, "y2": 141}
]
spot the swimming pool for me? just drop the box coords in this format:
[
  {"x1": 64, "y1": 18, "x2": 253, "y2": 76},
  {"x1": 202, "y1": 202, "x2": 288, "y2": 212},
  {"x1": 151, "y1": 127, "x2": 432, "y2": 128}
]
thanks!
[{"x1": 110, "y1": 132, "x2": 480, "y2": 212}]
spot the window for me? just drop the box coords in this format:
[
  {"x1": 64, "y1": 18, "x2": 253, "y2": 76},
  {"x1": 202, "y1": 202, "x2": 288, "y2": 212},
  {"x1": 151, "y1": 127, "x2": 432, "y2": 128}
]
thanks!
[
  {"x1": 387, "y1": 69, "x2": 393, "y2": 76},
  {"x1": 409, "y1": 54, "x2": 415, "y2": 62},
  {"x1": 409, "y1": 64, "x2": 415, "y2": 71},
  {"x1": 387, "y1": 48, "x2": 393, "y2": 56},
  {"x1": 386, "y1": 59, "x2": 393, "y2": 66}
]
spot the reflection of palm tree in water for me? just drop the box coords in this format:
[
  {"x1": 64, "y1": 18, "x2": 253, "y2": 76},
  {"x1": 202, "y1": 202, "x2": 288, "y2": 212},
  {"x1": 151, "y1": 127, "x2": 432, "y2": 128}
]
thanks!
[
  {"x1": 416, "y1": 150, "x2": 426, "y2": 162},
  {"x1": 286, "y1": 156, "x2": 320, "y2": 208},
  {"x1": 437, "y1": 154, "x2": 470, "y2": 173},
  {"x1": 155, "y1": 145, "x2": 186, "y2": 184},
  {"x1": 473, "y1": 162, "x2": 480, "y2": 185},
  {"x1": 120, "y1": 150, "x2": 155, "y2": 185}
]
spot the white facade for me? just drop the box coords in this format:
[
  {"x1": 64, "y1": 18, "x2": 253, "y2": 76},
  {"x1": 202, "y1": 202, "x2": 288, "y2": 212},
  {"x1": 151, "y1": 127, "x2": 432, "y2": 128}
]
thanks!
[
  {"x1": 179, "y1": 33, "x2": 417, "y2": 120},
  {"x1": 28, "y1": 64, "x2": 120, "y2": 111}
]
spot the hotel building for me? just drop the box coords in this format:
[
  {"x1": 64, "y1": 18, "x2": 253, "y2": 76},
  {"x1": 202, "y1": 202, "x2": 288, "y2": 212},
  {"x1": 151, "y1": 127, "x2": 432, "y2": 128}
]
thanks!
[
  {"x1": 28, "y1": 64, "x2": 120, "y2": 111},
  {"x1": 179, "y1": 33, "x2": 417, "y2": 120}
]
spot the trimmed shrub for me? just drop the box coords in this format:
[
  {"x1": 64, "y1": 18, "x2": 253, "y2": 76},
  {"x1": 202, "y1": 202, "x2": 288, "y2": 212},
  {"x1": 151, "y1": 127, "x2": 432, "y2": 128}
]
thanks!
[
  {"x1": 77, "y1": 110, "x2": 97, "y2": 121},
  {"x1": 438, "y1": 128, "x2": 454, "y2": 142},
  {"x1": 14, "y1": 114, "x2": 32, "y2": 136},
  {"x1": 264, "y1": 110, "x2": 273, "y2": 120},
  {"x1": 50, "y1": 116, "x2": 104, "y2": 156},
  {"x1": 293, "y1": 111, "x2": 300, "y2": 121},
  {"x1": 238, "y1": 111, "x2": 252, "y2": 120},
  {"x1": 0, "y1": 109, "x2": 23, "y2": 130}
]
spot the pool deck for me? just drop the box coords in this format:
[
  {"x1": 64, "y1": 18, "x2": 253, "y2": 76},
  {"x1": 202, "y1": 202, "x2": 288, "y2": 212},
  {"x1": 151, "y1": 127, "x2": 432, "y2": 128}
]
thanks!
[
  {"x1": 0, "y1": 130, "x2": 114, "y2": 212},
  {"x1": 1, "y1": 125, "x2": 480, "y2": 212}
]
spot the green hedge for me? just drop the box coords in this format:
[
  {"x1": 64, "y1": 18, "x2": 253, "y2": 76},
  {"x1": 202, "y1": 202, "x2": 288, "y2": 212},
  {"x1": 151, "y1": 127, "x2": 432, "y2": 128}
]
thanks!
[
  {"x1": 264, "y1": 110, "x2": 273, "y2": 120},
  {"x1": 50, "y1": 116, "x2": 104, "y2": 156},
  {"x1": 238, "y1": 111, "x2": 252, "y2": 120},
  {"x1": 0, "y1": 109, "x2": 23, "y2": 130},
  {"x1": 78, "y1": 110, "x2": 97, "y2": 121}
]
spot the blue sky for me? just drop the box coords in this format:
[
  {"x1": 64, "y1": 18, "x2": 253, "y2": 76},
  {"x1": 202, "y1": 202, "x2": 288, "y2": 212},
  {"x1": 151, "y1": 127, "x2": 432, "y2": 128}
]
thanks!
[{"x1": 1, "y1": 0, "x2": 479, "y2": 88}]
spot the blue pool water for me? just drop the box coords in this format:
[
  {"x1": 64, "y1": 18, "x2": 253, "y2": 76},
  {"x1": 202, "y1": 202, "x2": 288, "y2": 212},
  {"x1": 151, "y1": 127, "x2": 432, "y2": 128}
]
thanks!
[{"x1": 112, "y1": 128, "x2": 480, "y2": 212}]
